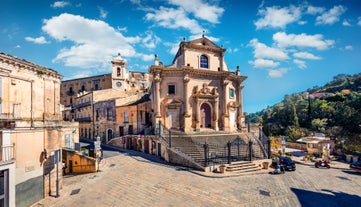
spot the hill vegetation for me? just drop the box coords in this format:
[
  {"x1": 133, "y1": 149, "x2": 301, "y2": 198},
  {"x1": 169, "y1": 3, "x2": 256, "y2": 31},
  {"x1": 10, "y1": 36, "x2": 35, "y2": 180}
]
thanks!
[{"x1": 247, "y1": 73, "x2": 361, "y2": 153}]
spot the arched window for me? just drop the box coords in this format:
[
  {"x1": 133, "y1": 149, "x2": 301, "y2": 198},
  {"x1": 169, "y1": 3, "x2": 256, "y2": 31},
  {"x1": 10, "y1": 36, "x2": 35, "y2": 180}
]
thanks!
[
  {"x1": 117, "y1": 67, "x2": 121, "y2": 76},
  {"x1": 200, "y1": 55, "x2": 208, "y2": 68}
]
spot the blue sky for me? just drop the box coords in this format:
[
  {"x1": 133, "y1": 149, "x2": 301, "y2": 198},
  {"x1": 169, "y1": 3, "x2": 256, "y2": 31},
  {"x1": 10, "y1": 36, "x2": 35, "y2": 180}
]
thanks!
[{"x1": 1, "y1": 0, "x2": 360, "y2": 113}]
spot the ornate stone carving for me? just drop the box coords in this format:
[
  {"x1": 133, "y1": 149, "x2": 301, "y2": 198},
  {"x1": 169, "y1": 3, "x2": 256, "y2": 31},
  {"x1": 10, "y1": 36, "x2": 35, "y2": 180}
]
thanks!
[
  {"x1": 154, "y1": 73, "x2": 161, "y2": 83},
  {"x1": 183, "y1": 75, "x2": 190, "y2": 83},
  {"x1": 223, "y1": 79, "x2": 229, "y2": 86},
  {"x1": 200, "y1": 83, "x2": 210, "y2": 94}
]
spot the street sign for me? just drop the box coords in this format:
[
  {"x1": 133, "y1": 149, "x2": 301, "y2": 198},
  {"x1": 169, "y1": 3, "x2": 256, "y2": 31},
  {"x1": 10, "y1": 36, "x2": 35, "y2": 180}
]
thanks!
[{"x1": 54, "y1": 149, "x2": 60, "y2": 164}]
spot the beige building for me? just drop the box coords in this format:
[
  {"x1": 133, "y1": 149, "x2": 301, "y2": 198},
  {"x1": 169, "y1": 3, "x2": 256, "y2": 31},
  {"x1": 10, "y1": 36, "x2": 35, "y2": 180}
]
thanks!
[
  {"x1": 149, "y1": 36, "x2": 247, "y2": 133},
  {"x1": 0, "y1": 52, "x2": 78, "y2": 207},
  {"x1": 61, "y1": 54, "x2": 152, "y2": 142}
]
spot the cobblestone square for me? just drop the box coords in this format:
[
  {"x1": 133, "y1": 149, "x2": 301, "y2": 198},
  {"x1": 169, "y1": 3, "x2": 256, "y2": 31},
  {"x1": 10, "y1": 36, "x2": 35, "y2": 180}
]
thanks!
[{"x1": 34, "y1": 150, "x2": 361, "y2": 207}]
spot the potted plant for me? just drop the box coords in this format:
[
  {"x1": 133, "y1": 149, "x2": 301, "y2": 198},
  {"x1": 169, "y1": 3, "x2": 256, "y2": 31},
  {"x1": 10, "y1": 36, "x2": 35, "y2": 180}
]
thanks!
[{"x1": 219, "y1": 164, "x2": 226, "y2": 173}]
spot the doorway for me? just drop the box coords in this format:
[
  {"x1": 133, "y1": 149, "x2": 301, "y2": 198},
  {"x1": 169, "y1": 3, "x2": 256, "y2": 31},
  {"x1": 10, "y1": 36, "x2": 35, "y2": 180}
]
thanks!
[
  {"x1": 200, "y1": 103, "x2": 211, "y2": 128},
  {"x1": 107, "y1": 129, "x2": 113, "y2": 141}
]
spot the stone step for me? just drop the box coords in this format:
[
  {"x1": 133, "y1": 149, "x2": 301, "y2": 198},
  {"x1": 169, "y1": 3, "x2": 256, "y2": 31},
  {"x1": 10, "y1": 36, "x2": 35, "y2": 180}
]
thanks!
[{"x1": 225, "y1": 161, "x2": 262, "y2": 174}]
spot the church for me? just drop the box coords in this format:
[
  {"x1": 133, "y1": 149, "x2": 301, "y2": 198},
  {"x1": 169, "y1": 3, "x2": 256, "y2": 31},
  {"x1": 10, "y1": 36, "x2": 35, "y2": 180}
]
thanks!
[{"x1": 149, "y1": 35, "x2": 247, "y2": 133}]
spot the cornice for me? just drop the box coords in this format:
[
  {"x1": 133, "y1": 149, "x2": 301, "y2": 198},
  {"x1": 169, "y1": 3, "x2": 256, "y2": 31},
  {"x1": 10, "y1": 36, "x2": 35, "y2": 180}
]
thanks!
[
  {"x1": 149, "y1": 65, "x2": 247, "y2": 82},
  {"x1": 0, "y1": 52, "x2": 63, "y2": 79}
]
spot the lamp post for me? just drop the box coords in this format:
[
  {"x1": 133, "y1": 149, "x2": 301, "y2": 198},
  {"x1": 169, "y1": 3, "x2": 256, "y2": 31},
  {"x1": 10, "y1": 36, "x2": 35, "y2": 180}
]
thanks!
[{"x1": 341, "y1": 138, "x2": 345, "y2": 154}]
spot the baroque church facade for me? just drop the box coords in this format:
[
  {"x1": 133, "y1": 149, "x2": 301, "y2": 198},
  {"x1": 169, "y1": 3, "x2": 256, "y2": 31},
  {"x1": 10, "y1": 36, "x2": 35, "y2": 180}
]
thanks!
[{"x1": 149, "y1": 36, "x2": 247, "y2": 133}]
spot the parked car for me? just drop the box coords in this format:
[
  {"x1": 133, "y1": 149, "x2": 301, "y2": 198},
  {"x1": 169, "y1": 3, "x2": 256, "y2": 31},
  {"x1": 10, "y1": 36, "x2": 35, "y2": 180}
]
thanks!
[
  {"x1": 272, "y1": 156, "x2": 296, "y2": 171},
  {"x1": 350, "y1": 161, "x2": 361, "y2": 173}
]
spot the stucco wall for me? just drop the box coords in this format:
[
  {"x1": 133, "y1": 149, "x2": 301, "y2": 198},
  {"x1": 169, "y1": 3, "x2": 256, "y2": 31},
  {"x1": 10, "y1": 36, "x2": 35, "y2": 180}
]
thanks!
[{"x1": 15, "y1": 175, "x2": 43, "y2": 207}]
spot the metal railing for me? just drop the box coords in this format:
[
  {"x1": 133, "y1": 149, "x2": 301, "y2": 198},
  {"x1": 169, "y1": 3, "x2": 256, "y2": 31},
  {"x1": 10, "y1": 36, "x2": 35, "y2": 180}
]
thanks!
[
  {"x1": 1, "y1": 144, "x2": 15, "y2": 162},
  {"x1": 154, "y1": 121, "x2": 271, "y2": 167},
  {"x1": 0, "y1": 101, "x2": 21, "y2": 119}
]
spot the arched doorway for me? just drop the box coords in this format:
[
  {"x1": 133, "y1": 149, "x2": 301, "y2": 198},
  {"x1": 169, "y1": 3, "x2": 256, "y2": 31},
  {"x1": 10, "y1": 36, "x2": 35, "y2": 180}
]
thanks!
[{"x1": 200, "y1": 103, "x2": 211, "y2": 128}]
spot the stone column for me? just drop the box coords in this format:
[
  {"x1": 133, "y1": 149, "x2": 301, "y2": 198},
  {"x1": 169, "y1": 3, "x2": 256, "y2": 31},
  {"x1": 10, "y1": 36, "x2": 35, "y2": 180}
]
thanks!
[
  {"x1": 183, "y1": 75, "x2": 192, "y2": 132},
  {"x1": 222, "y1": 79, "x2": 229, "y2": 116},
  {"x1": 183, "y1": 75, "x2": 190, "y2": 116},
  {"x1": 237, "y1": 84, "x2": 245, "y2": 129},
  {"x1": 222, "y1": 79, "x2": 229, "y2": 131},
  {"x1": 154, "y1": 74, "x2": 161, "y2": 118},
  {"x1": 195, "y1": 97, "x2": 200, "y2": 131},
  {"x1": 214, "y1": 97, "x2": 219, "y2": 131}
]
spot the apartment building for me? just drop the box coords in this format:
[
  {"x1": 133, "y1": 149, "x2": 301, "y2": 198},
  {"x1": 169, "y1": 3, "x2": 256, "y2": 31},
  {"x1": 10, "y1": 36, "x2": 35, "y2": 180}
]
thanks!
[{"x1": 0, "y1": 52, "x2": 78, "y2": 207}]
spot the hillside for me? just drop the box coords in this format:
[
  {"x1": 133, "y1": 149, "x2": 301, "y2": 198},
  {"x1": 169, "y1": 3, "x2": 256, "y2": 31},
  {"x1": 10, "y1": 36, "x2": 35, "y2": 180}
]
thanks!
[{"x1": 248, "y1": 73, "x2": 361, "y2": 153}]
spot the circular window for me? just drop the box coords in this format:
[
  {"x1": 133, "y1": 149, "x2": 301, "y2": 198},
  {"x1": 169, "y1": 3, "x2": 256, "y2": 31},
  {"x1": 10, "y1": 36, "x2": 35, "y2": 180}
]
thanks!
[{"x1": 116, "y1": 82, "x2": 122, "y2": 87}]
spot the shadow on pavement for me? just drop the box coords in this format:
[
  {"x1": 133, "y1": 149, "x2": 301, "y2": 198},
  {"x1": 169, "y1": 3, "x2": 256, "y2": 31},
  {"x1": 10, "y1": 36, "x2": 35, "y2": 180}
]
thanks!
[
  {"x1": 342, "y1": 169, "x2": 361, "y2": 176},
  {"x1": 291, "y1": 188, "x2": 361, "y2": 207}
]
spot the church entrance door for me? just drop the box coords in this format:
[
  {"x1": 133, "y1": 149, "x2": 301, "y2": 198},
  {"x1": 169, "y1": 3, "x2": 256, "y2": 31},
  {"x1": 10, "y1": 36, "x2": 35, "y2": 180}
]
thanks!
[
  {"x1": 167, "y1": 111, "x2": 178, "y2": 129},
  {"x1": 200, "y1": 103, "x2": 211, "y2": 128}
]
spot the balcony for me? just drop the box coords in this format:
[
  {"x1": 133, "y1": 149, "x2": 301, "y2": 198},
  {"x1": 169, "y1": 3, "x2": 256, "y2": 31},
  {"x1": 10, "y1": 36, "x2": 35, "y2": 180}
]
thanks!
[
  {"x1": 0, "y1": 101, "x2": 21, "y2": 120},
  {"x1": 72, "y1": 101, "x2": 91, "y2": 109},
  {"x1": 75, "y1": 117, "x2": 92, "y2": 122},
  {"x1": 0, "y1": 144, "x2": 15, "y2": 163}
]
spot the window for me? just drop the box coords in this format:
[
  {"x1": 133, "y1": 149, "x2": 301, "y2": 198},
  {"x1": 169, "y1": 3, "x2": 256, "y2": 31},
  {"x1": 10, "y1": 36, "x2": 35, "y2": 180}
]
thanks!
[
  {"x1": 107, "y1": 108, "x2": 113, "y2": 120},
  {"x1": 117, "y1": 68, "x2": 121, "y2": 76},
  {"x1": 200, "y1": 55, "x2": 208, "y2": 68},
  {"x1": 168, "y1": 85, "x2": 175, "y2": 95},
  {"x1": 229, "y1": 88, "x2": 235, "y2": 98},
  {"x1": 96, "y1": 109, "x2": 99, "y2": 121},
  {"x1": 124, "y1": 112, "x2": 128, "y2": 122}
]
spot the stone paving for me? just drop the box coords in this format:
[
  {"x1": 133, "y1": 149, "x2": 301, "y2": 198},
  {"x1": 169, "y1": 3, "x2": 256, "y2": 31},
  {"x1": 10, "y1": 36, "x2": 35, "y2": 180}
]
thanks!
[{"x1": 32, "y1": 149, "x2": 361, "y2": 207}]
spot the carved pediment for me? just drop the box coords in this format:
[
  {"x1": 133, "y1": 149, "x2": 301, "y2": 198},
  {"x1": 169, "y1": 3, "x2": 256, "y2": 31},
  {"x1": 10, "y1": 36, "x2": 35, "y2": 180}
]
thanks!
[
  {"x1": 161, "y1": 97, "x2": 183, "y2": 106},
  {"x1": 192, "y1": 84, "x2": 218, "y2": 98}
]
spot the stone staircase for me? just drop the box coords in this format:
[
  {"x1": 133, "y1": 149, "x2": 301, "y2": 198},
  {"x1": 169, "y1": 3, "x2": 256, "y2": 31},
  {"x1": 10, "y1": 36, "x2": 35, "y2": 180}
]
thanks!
[{"x1": 225, "y1": 161, "x2": 263, "y2": 174}]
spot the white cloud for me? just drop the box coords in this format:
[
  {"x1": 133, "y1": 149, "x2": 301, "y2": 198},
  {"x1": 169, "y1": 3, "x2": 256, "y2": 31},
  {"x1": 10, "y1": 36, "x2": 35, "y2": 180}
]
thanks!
[
  {"x1": 268, "y1": 68, "x2": 288, "y2": 78},
  {"x1": 249, "y1": 59, "x2": 280, "y2": 68},
  {"x1": 306, "y1": 6, "x2": 324, "y2": 15},
  {"x1": 51, "y1": 1, "x2": 70, "y2": 8},
  {"x1": 358, "y1": 17, "x2": 361, "y2": 26},
  {"x1": 98, "y1": 7, "x2": 108, "y2": 19},
  {"x1": 255, "y1": 5, "x2": 302, "y2": 29},
  {"x1": 15, "y1": 45, "x2": 21, "y2": 48},
  {"x1": 139, "y1": 54, "x2": 154, "y2": 61},
  {"x1": 42, "y1": 13, "x2": 150, "y2": 69},
  {"x1": 342, "y1": 20, "x2": 351, "y2": 26},
  {"x1": 145, "y1": 7, "x2": 203, "y2": 34},
  {"x1": 164, "y1": 42, "x2": 180, "y2": 55},
  {"x1": 141, "y1": 31, "x2": 161, "y2": 49},
  {"x1": 273, "y1": 32, "x2": 334, "y2": 50},
  {"x1": 168, "y1": 0, "x2": 224, "y2": 24},
  {"x1": 25, "y1": 36, "x2": 50, "y2": 44},
  {"x1": 298, "y1": 21, "x2": 307, "y2": 25},
  {"x1": 341, "y1": 45, "x2": 353, "y2": 51},
  {"x1": 293, "y1": 51, "x2": 321, "y2": 60},
  {"x1": 249, "y1": 39, "x2": 289, "y2": 60},
  {"x1": 293, "y1": 59, "x2": 306, "y2": 69},
  {"x1": 316, "y1": 5, "x2": 346, "y2": 25}
]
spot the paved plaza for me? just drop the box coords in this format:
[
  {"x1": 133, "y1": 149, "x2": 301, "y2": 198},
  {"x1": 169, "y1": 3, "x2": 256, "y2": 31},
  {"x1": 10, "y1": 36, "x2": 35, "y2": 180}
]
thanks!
[{"x1": 33, "y1": 149, "x2": 361, "y2": 207}]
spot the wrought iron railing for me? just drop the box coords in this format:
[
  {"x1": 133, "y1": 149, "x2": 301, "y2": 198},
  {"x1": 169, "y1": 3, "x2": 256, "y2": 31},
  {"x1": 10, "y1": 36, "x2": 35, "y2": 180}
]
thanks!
[
  {"x1": 154, "y1": 121, "x2": 271, "y2": 168},
  {"x1": 0, "y1": 101, "x2": 21, "y2": 119}
]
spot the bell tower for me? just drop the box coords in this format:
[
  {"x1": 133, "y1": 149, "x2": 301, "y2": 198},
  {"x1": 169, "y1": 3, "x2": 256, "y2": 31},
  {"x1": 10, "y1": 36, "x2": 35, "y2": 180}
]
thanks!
[{"x1": 111, "y1": 53, "x2": 128, "y2": 90}]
